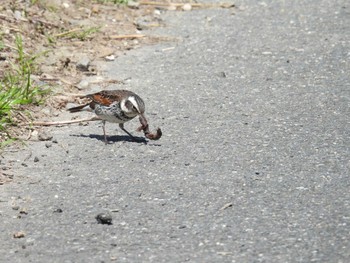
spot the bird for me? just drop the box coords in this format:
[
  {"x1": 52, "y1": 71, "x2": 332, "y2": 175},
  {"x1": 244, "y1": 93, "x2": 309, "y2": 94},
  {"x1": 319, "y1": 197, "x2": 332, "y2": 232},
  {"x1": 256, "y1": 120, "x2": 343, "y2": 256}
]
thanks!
[{"x1": 68, "y1": 89, "x2": 147, "y2": 144}]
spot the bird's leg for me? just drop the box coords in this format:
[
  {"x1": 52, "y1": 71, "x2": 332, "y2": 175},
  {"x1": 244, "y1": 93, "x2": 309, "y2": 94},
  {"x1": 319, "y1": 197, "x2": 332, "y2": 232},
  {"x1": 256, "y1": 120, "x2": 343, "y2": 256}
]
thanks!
[
  {"x1": 102, "y1": 120, "x2": 108, "y2": 144},
  {"x1": 119, "y1": 123, "x2": 136, "y2": 141}
]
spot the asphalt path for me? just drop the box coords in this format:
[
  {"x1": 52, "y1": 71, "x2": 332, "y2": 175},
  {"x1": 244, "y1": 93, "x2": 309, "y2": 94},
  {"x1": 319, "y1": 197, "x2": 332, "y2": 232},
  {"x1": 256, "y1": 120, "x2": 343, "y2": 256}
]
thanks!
[{"x1": 1, "y1": 1, "x2": 349, "y2": 262}]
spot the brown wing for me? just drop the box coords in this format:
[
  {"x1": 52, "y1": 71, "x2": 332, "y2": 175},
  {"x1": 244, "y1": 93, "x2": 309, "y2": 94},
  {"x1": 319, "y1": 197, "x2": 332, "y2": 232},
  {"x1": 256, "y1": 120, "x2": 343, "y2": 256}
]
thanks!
[{"x1": 86, "y1": 90, "x2": 131, "y2": 106}]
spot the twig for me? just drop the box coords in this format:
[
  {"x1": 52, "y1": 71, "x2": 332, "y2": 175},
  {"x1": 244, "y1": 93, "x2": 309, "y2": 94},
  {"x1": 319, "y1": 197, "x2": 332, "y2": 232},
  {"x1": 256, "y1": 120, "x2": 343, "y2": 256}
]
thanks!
[
  {"x1": 219, "y1": 202, "x2": 233, "y2": 211},
  {"x1": 24, "y1": 117, "x2": 102, "y2": 127},
  {"x1": 17, "y1": 111, "x2": 30, "y2": 122},
  {"x1": 58, "y1": 77, "x2": 75, "y2": 86},
  {"x1": 0, "y1": 13, "x2": 28, "y2": 22},
  {"x1": 40, "y1": 75, "x2": 75, "y2": 85},
  {"x1": 28, "y1": 18, "x2": 60, "y2": 28},
  {"x1": 2, "y1": 25, "x2": 22, "y2": 33},
  {"x1": 108, "y1": 34, "x2": 145, "y2": 40},
  {"x1": 139, "y1": 1, "x2": 235, "y2": 8},
  {"x1": 54, "y1": 92, "x2": 86, "y2": 97},
  {"x1": 0, "y1": 14, "x2": 16, "y2": 22},
  {"x1": 23, "y1": 150, "x2": 33, "y2": 163},
  {"x1": 53, "y1": 28, "x2": 82, "y2": 38}
]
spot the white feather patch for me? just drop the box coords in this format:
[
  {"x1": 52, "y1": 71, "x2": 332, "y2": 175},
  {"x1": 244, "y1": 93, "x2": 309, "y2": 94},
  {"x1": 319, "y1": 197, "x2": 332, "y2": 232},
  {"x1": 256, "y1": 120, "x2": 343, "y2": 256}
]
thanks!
[
  {"x1": 120, "y1": 99, "x2": 128, "y2": 112},
  {"x1": 128, "y1": 96, "x2": 140, "y2": 113}
]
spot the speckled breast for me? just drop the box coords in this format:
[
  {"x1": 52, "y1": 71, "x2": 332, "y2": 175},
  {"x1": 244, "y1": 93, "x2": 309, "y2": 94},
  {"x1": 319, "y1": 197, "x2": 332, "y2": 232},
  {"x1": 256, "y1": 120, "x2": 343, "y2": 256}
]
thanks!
[{"x1": 94, "y1": 104, "x2": 136, "y2": 123}]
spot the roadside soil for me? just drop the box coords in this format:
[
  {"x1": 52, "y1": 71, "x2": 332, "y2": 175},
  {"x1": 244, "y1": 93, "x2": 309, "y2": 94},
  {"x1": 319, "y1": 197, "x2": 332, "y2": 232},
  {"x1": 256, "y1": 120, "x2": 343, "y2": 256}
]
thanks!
[
  {"x1": 0, "y1": 0, "x2": 167, "y2": 184},
  {"x1": 0, "y1": 0, "x2": 167, "y2": 136}
]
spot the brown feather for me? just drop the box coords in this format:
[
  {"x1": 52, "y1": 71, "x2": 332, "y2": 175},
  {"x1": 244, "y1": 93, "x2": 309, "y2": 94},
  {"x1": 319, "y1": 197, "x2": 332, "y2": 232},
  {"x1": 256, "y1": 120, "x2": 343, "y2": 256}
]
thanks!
[{"x1": 86, "y1": 90, "x2": 135, "y2": 106}]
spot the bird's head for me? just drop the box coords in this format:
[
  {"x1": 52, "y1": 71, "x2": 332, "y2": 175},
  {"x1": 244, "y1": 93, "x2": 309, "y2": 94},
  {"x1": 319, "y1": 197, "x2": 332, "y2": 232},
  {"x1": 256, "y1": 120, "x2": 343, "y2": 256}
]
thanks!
[{"x1": 121, "y1": 95, "x2": 145, "y2": 117}]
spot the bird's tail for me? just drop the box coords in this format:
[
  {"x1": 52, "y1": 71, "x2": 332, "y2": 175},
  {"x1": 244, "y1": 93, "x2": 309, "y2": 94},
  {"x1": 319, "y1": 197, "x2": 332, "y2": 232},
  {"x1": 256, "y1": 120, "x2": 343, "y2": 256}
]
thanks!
[{"x1": 67, "y1": 104, "x2": 91, "y2": 113}]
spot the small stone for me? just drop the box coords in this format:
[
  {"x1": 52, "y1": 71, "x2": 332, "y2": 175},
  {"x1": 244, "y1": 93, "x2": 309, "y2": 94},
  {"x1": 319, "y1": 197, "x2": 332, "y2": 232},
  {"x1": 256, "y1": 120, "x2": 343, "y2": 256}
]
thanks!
[
  {"x1": 105, "y1": 55, "x2": 115, "y2": 61},
  {"x1": 53, "y1": 208, "x2": 63, "y2": 213},
  {"x1": 97, "y1": 47, "x2": 115, "y2": 58},
  {"x1": 13, "y1": 231, "x2": 25, "y2": 238},
  {"x1": 76, "y1": 57, "x2": 90, "y2": 71},
  {"x1": 30, "y1": 130, "x2": 39, "y2": 141},
  {"x1": 19, "y1": 208, "x2": 28, "y2": 215},
  {"x1": 52, "y1": 139, "x2": 58, "y2": 143},
  {"x1": 182, "y1": 3, "x2": 192, "y2": 11},
  {"x1": 38, "y1": 131, "x2": 53, "y2": 141},
  {"x1": 34, "y1": 156, "x2": 39, "y2": 162},
  {"x1": 96, "y1": 213, "x2": 113, "y2": 225},
  {"x1": 219, "y1": 72, "x2": 227, "y2": 78},
  {"x1": 91, "y1": 4, "x2": 99, "y2": 13},
  {"x1": 135, "y1": 16, "x2": 159, "y2": 30},
  {"x1": 62, "y1": 2, "x2": 70, "y2": 8},
  {"x1": 45, "y1": 142, "x2": 52, "y2": 148},
  {"x1": 76, "y1": 80, "x2": 89, "y2": 90},
  {"x1": 154, "y1": 9, "x2": 161, "y2": 16},
  {"x1": 127, "y1": 1, "x2": 140, "y2": 9},
  {"x1": 14, "y1": 10, "x2": 22, "y2": 20}
]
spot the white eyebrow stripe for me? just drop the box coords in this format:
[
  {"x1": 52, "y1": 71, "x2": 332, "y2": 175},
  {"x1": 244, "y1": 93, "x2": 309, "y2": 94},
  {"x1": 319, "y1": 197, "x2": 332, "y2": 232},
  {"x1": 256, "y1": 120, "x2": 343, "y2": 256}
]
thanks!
[
  {"x1": 128, "y1": 96, "x2": 140, "y2": 113},
  {"x1": 120, "y1": 99, "x2": 128, "y2": 112}
]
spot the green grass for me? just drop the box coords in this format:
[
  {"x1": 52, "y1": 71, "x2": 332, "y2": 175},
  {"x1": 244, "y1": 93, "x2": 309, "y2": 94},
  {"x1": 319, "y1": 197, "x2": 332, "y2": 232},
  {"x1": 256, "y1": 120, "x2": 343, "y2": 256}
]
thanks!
[
  {"x1": 71, "y1": 27, "x2": 101, "y2": 41},
  {"x1": 0, "y1": 35, "x2": 49, "y2": 146},
  {"x1": 49, "y1": 26, "x2": 101, "y2": 43}
]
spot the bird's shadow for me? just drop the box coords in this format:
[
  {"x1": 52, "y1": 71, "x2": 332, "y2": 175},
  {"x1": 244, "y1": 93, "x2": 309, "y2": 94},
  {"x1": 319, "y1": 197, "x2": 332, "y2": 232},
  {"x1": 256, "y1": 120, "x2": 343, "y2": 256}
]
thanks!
[{"x1": 70, "y1": 133, "x2": 147, "y2": 144}]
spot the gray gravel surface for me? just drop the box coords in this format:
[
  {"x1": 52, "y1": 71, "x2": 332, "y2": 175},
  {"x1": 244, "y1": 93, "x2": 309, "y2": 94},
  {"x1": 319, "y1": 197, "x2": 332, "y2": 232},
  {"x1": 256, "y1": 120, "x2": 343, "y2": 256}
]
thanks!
[{"x1": 1, "y1": 1, "x2": 350, "y2": 262}]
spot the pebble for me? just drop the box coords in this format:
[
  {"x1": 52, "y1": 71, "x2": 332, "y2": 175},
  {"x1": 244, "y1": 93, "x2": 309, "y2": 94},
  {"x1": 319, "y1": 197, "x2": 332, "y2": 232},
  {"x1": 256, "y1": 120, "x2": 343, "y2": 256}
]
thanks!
[
  {"x1": 91, "y1": 5, "x2": 99, "y2": 13},
  {"x1": 13, "y1": 231, "x2": 25, "y2": 238},
  {"x1": 135, "y1": 17, "x2": 155, "y2": 30},
  {"x1": 34, "y1": 156, "x2": 39, "y2": 162},
  {"x1": 14, "y1": 10, "x2": 22, "y2": 20},
  {"x1": 218, "y1": 71, "x2": 227, "y2": 78},
  {"x1": 127, "y1": 1, "x2": 140, "y2": 9},
  {"x1": 30, "y1": 130, "x2": 39, "y2": 141},
  {"x1": 76, "y1": 56, "x2": 90, "y2": 71},
  {"x1": 105, "y1": 55, "x2": 115, "y2": 61},
  {"x1": 182, "y1": 4, "x2": 192, "y2": 11},
  {"x1": 97, "y1": 47, "x2": 115, "y2": 58},
  {"x1": 38, "y1": 131, "x2": 53, "y2": 141},
  {"x1": 45, "y1": 142, "x2": 52, "y2": 148},
  {"x1": 76, "y1": 79, "x2": 89, "y2": 90},
  {"x1": 96, "y1": 213, "x2": 113, "y2": 225}
]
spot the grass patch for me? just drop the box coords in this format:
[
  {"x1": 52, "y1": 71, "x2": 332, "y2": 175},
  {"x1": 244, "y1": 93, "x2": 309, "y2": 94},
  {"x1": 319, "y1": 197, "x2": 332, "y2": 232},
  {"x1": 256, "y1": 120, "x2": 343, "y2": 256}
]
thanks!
[
  {"x1": 0, "y1": 35, "x2": 49, "y2": 146},
  {"x1": 50, "y1": 26, "x2": 101, "y2": 42}
]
